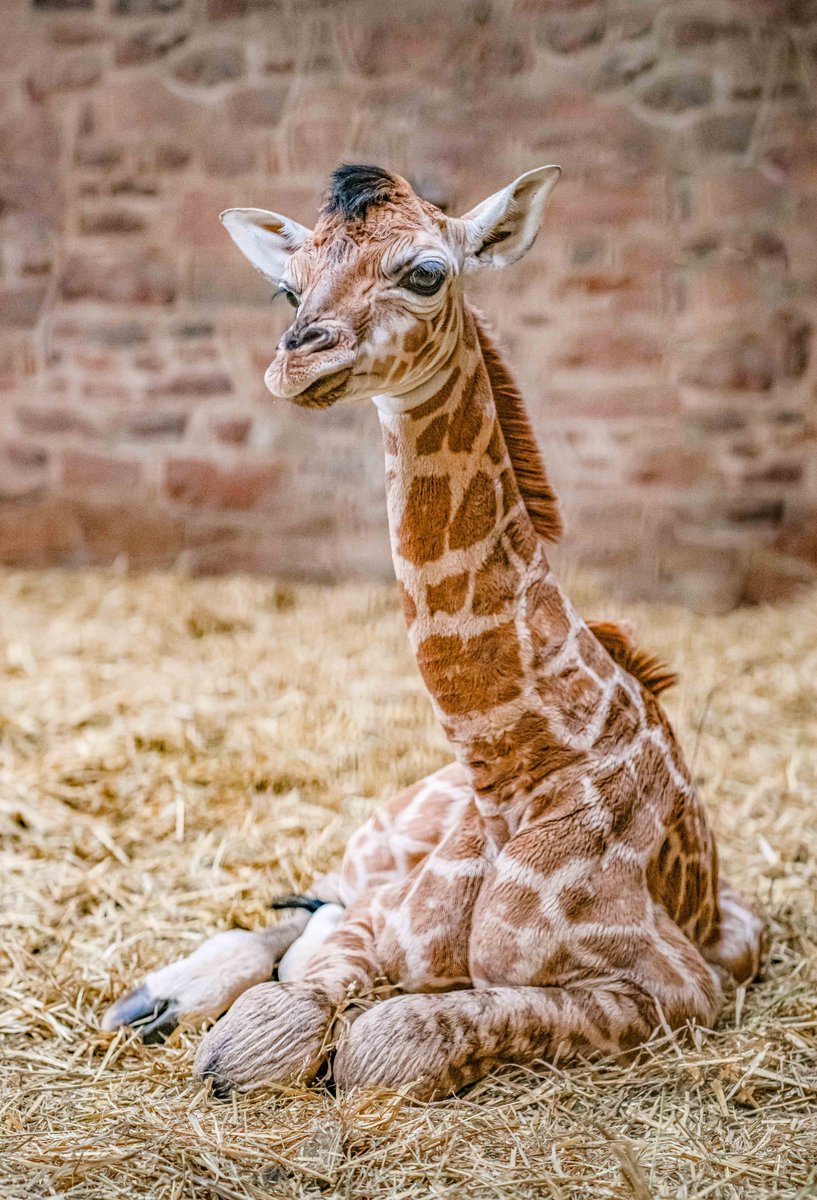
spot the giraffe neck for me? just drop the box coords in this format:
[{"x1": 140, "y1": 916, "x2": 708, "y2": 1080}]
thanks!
[{"x1": 377, "y1": 305, "x2": 591, "y2": 830}]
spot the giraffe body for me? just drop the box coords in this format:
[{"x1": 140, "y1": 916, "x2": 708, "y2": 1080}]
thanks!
[{"x1": 103, "y1": 164, "x2": 762, "y2": 1099}]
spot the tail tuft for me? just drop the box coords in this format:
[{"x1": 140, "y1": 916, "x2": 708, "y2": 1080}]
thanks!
[
  {"x1": 269, "y1": 893, "x2": 327, "y2": 914},
  {"x1": 588, "y1": 619, "x2": 678, "y2": 697}
]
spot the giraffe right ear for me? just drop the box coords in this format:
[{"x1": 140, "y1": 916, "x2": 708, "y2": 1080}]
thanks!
[{"x1": 220, "y1": 208, "x2": 312, "y2": 284}]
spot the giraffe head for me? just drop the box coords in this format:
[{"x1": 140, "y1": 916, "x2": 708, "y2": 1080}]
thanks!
[{"x1": 221, "y1": 163, "x2": 561, "y2": 409}]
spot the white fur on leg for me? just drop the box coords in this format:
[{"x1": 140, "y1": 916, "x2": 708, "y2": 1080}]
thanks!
[
  {"x1": 277, "y1": 903, "x2": 345, "y2": 982},
  {"x1": 102, "y1": 917, "x2": 309, "y2": 1037}
]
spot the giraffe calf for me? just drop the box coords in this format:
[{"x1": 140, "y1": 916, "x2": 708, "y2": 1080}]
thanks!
[{"x1": 103, "y1": 163, "x2": 763, "y2": 1099}]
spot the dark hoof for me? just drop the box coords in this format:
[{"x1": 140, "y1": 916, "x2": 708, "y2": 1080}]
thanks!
[
  {"x1": 102, "y1": 985, "x2": 179, "y2": 1043},
  {"x1": 198, "y1": 1067, "x2": 234, "y2": 1101}
]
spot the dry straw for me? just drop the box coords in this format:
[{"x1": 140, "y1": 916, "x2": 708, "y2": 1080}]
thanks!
[{"x1": 1, "y1": 568, "x2": 816, "y2": 1199}]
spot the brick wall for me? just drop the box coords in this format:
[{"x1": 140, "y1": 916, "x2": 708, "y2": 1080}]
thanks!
[{"x1": 2, "y1": 0, "x2": 816, "y2": 610}]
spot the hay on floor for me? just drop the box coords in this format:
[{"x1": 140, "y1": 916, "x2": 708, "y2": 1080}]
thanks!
[{"x1": 1, "y1": 568, "x2": 816, "y2": 1199}]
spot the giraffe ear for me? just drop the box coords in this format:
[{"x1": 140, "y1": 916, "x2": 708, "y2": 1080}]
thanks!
[
  {"x1": 459, "y1": 166, "x2": 561, "y2": 270},
  {"x1": 220, "y1": 208, "x2": 312, "y2": 284}
]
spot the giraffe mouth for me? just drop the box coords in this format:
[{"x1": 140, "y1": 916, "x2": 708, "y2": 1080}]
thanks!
[
  {"x1": 286, "y1": 366, "x2": 355, "y2": 410},
  {"x1": 265, "y1": 340, "x2": 357, "y2": 407}
]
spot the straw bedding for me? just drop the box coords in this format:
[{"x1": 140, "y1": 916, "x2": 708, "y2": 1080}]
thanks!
[{"x1": 1, "y1": 567, "x2": 816, "y2": 1199}]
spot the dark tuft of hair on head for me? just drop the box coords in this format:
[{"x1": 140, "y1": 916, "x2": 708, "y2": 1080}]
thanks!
[{"x1": 325, "y1": 163, "x2": 400, "y2": 221}]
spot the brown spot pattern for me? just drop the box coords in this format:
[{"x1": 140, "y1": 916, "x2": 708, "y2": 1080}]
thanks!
[
  {"x1": 500, "y1": 468, "x2": 518, "y2": 516},
  {"x1": 417, "y1": 414, "x2": 449, "y2": 456},
  {"x1": 416, "y1": 622, "x2": 522, "y2": 716},
  {"x1": 397, "y1": 581, "x2": 416, "y2": 626},
  {"x1": 527, "y1": 576, "x2": 571, "y2": 656},
  {"x1": 397, "y1": 474, "x2": 451, "y2": 565},
  {"x1": 447, "y1": 385, "x2": 483, "y2": 453},
  {"x1": 409, "y1": 366, "x2": 461, "y2": 422},
  {"x1": 449, "y1": 472, "x2": 497, "y2": 551},
  {"x1": 403, "y1": 321, "x2": 430, "y2": 355},
  {"x1": 427, "y1": 571, "x2": 469, "y2": 616},
  {"x1": 486, "y1": 421, "x2": 505, "y2": 465},
  {"x1": 501, "y1": 523, "x2": 533, "y2": 570},
  {"x1": 472, "y1": 543, "x2": 519, "y2": 616}
]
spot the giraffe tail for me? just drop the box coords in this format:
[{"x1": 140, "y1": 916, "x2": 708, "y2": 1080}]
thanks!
[
  {"x1": 269, "y1": 894, "x2": 328, "y2": 914},
  {"x1": 587, "y1": 619, "x2": 678, "y2": 697}
]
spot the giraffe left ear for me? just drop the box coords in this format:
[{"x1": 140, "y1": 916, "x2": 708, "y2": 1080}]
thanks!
[{"x1": 458, "y1": 165, "x2": 561, "y2": 270}]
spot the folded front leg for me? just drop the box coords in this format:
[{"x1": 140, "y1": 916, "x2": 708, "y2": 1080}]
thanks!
[
  {"x1": 334, "y1": 895, "x2": 724, "y2": 1101},
  {"x1": 193, "y1": 897, "x2": 381, "y2": 1094},
  {"x1": 333, "y1": 981, "x2": 660, "y2": 1101}
]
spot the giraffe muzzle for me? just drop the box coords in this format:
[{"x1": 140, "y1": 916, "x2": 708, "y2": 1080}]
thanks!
[{"x1": 265, "y1": 321, "x2": 357, "y2": 405}]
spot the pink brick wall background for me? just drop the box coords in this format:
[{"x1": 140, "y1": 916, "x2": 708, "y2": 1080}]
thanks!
[{"x1": 2, "y1": 0, "x2": 816, "y2": 610}]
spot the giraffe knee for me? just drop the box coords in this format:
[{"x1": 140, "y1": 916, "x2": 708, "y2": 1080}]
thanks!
[
  {"x1": 193, "y1": 982, "x2": 332, "y2": 1095},
  {"x1": 333, "y1": 996, "x2": 459, "y2": 1099}
]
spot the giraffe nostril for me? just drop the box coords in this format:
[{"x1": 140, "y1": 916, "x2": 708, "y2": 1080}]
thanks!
[{"x1": 283, "y1": 324, "x2": 339, "y2": 355}]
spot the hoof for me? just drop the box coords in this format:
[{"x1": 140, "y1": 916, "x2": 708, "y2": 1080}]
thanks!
[
  {"x1": 102, "y1": 927, "x2": 299, "y2": 1040},
  {"x1": 102, "y1": 984, "x2": 180, "y2": 1043},
  {"x1": 194, "y1": 982, "x2": 333, "y2": 1095}
]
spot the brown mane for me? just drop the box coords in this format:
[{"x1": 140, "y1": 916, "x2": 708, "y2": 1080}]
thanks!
[
  {"x1": 472, "y1": 312, "x2": 563, "y2": 544},
  {"x1": 471, "y1": 313, "x2": 674, "y2": 697},
  {"x1": 587, "y1": 620, "x2": 678, "y2": 697}
]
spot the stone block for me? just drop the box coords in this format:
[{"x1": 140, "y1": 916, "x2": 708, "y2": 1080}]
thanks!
[
  {"x1": 186, "y1": 251, "x2": 271, "y2": 305},
  {"x1": 146, "y1": 371, "x2": 234, "y2": 398},
  {"x1": 60, "y1": 252, "x2": 177, "y2": 304},
  {"x1": 165, "y1": 457, "x2": 284, "y2": 509},
  {"x1": 206, "y1": 0, "x2": 248, "y2": 17},
  {"x1": 115, "y1": 24, "x2": 189, "y2": 66},
  {"x1": 538, "y1": 8, "x2": 606, "y2": 54},
  {"x1": 2, "y1": 440, "x2": 49, "y2": 470},
  {"x1": 16, "y1": 405, "x2": 99, "y2": 438},
  {"x1": 346, "y1": 19, "x2": 460, "y2": 79},
  {"x1": 674, "y1": 261, "x2": 769, "y2": 329},
  {"x1": 78, "y1": 208, "x2": 147, "y2": 235},
  {"x1": 695, "y1": 112, "x2": 755, "y2": 156},
  {"x1": 595, "y1": 38, "x2": 657, "y2": 89},
  {"x1": 666, "y1": 14, "x2": 752, "y2": 51},
  {"x1": 33, "y1": 0, "x2": 94, "y2": 10},
  {"x1": 0, "y1": 286, "x2": 48, "y2": 329},
  {"x1": 687, "y1": 166, "x2": 783, "y2": 223},
  {"x1": 225, "y1": 83, "x2": 289, "y2": 126},
  {"x1": 555, "y1": 267, "x2": 666, "y2": 315},
  {"x1": 549, "y1": 174, "x2": 666, "y2": 228},
  {"x1": 177, "y1": 189, "x2": 244, "y2": 248},
  {"x1": 0, "y1": 500, "x2": 83, "y2": 566},
  {"x1": 62, "y1": 450, "x2": 143, "y2": 491},
  {"x1": 74, "y1": 501, "x2": 187, "y2": 566},
  {"x1": 126, "y1": 410, "x2": 189, "y2": 440},
  {"x1": 212, "y1": 414, "x2": 252, "y2": 445},
  {"x1": 639, "y1": 71, "x2": 713, "y2": 114},
  {"x1": 555, "y1": 326, "x2": 664, "y2": 372},
  {"x1": 27, "y1": 48, "x2": 105, "y2": 100},
  {"x1": 173, "y1": 42, "x2": 244, "y2": 86},
  {"x1": 93, "y1": 77, "x2": 199, "y2": 138},
  {"x1": 113, "y1": 0, "x2": 182, "y2": 12},
  {"x1": 49, "y1": 17, "x2": 109, "y2": 46}
]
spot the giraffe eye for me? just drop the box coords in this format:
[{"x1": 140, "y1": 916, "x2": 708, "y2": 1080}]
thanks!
[
  {"x1": 401, "y1": 262, "x2": 446, "y2": 296},
  {"x1": 278, "y1": 286, "x2": 300, "y2": 308}
]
